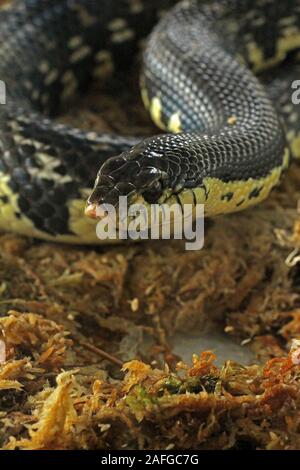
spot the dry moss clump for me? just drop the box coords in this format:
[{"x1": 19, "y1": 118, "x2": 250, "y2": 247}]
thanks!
[
  {"x1": 1, "y1": 198, "x2": 300, "y2": 449},
  {"x1": 1, "y1": 312, "x2": 300, "y2": 450}
]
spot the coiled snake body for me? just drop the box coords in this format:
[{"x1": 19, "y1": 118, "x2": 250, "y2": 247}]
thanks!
[{"x1": 0, "y1": 0, "x2": 300, "y2": 243}]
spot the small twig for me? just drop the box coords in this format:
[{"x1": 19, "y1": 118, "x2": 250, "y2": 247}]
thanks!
[{"x1": 77, "y1": 340, "x2": 123, "y2": 367}]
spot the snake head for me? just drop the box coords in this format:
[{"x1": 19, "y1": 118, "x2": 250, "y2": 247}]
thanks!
[{"x1": 85, "y1": 140, "x2": 168, "y2": 219}]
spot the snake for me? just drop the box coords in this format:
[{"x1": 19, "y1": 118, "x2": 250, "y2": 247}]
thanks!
[{"x1": 0, "y1": 0, "x2": 300, "y2": 244}]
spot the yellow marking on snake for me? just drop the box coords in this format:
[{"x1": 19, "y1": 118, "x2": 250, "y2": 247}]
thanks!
[
  {"x1": 70, "y1": 45, "x2": 92, "y2": 64},
  {"x1": 93, "y1": 50, "x2": 114, "y2": 79},
  {"x1": 68, "y1": 35, "x2": 83, "y2": 49},
  {"x1": 140, "y1": 81, "x2": 150, "y2": 110},
  {"x1": 168, "y1": 112, "x2": 182, "y2": 133},
  {"x1": 290, "y1": 133, "x2": 300, "y2": 159},
  {"x1": 0, "y1": 172, "x2": 101, "y2": 244},
  {"x1": 44, "y1": 69, "x2": 59, "y2": 86},
  {"x1": 149, "y1": 97, "x2": 167, "y2": 130},
  {"x1": 0, "y1": 173, "x2": 45, "y2": 237},
  {"x1": 164, "y1": 148, "x2": 290, "y2": 217},
  {"x1": 111, "y1": 29, "x2": 135, "y2": 44},
  {"x1": 148, "y1": 97, "x2": 182, "y2": 133},
  {"x1": 248, "y1": 32, "x2": 300, "y2": 72},
  {"x1": 61, "y1": 70, "x2": 79, "y2": 101}
]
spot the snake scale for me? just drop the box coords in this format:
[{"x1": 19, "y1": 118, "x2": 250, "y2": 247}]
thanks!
[{"x1": 0, "y1": 0, "x2": 300, "y2": 243}]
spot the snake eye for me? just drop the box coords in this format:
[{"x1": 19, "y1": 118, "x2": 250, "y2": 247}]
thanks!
[{"x1": 142, "y1": 180, "x2": 163, "y2": 204}]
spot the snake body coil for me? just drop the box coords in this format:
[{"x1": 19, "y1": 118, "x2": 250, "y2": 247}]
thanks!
[{"x1": 0, "y1": 0, "x2": 300, "y2": 243}]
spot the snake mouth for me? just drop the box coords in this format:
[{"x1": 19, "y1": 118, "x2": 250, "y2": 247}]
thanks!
[
  {"x1": 85, "y1": 188, "x2": 173, "y2": 224},
  {"x1": 85, "y1": 184, "x2": 139, "y2": 219},
  {"x1": 85, "y1": 187, "x2": 164, "y2": 220},
  {"x1": 85, "y1": 203, "x2": 101, "y2": 219}
]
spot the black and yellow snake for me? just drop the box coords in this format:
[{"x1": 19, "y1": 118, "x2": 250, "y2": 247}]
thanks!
[{"x1": 0, "y1": 0, "x2": 300, "y2": 243}]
